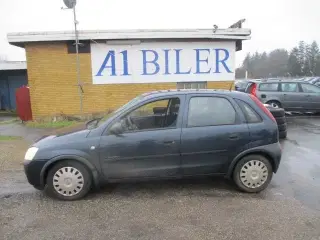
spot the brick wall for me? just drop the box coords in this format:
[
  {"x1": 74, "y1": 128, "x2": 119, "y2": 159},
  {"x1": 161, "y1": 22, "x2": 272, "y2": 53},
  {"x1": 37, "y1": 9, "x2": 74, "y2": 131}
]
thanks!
[{"x1": 25, "y1": 42, "x2": 234, "y2": 119}]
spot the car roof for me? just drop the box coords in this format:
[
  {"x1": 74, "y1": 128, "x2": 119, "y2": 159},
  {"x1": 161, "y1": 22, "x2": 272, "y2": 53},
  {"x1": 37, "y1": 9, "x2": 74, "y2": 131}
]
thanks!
[
  {"x1": 254, "y1": 80, "x2": 312, "y2": 84},
  {"x1": 139, "y1": 89, "x2": 249, "y2": 100}
]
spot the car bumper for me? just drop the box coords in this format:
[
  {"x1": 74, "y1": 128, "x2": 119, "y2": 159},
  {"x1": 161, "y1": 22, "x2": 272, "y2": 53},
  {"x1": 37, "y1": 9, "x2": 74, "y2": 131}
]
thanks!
[
  {"x1": 23, "y1": 159, "x2": 48, "y2": 190},
  {"x1": 264, "y1": 142, "x2": 282, "y2": 173}
]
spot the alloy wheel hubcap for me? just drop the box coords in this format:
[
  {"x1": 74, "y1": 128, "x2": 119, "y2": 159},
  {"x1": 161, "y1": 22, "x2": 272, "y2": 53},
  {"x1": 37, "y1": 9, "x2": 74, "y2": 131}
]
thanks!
[
  {"x1": 240, "y1": 160, "x2": 268, "y2": 188},
  {"x1": 53, "y1": 167, "x2": 84, "y2": 196}
]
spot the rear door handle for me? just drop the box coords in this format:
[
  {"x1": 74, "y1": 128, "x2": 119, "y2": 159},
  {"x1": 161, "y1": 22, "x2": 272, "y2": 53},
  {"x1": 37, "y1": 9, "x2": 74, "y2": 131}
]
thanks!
[{"x1": 229, "y1": 134, "x2": 239, "y2": 140}]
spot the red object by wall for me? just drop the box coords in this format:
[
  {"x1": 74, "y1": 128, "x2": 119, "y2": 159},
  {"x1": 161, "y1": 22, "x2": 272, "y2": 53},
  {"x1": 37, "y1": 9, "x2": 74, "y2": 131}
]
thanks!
[{"x1": 16, "y1": 86, "x2": 33, "y2": 121}]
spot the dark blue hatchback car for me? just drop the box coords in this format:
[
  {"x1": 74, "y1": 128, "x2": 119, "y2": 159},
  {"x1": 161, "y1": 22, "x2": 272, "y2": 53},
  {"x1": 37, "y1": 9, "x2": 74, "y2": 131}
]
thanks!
[{"x1": 24, "y1": 89, "x2": 282, "y2": 200}]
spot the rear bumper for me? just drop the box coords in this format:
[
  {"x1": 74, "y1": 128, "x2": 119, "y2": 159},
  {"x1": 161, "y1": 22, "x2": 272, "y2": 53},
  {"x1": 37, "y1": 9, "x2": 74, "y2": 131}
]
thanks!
[{"x1": 262, "y1": 142, "x2": 282, "y2": 173}]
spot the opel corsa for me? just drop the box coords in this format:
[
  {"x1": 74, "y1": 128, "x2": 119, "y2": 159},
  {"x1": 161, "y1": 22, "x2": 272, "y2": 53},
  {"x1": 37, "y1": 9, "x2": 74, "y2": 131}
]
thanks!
[{"x1": 24, "y1": 90, "x2": 282, "y2": 200}]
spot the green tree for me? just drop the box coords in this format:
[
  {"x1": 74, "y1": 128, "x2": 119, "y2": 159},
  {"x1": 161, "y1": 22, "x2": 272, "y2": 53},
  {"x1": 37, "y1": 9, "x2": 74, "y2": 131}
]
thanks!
[
  {"x1": 307, "y1": 41, "x2": 319, "y2": 76},
  {"x1": 267, "y1": 49, "x2": 289, "y2": 77},
  {"x1": 315, "y1": 55, "x2": 320, "y2": 76},
  {"x1": 236, "y1": 40, "x2": 320, "y2": 79},
  {"x1": 297, "y1": 41, "x2": 306, "y2": 75},
  {"x1": 288, "y1": 47, "x2": 302, "y2": 77}
]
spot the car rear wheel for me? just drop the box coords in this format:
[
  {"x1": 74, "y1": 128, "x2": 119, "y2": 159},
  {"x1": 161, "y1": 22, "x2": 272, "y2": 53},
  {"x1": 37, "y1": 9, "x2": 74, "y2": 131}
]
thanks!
[
  {"x1": 45, "y1": 160, "x2": 92, "y2": 201},
  {"x1": 266, "y1": 100, "x2": 281, "y2": 109},
  {"x1": 233, "y1": 155, "x2": 273, "y2": 193}
]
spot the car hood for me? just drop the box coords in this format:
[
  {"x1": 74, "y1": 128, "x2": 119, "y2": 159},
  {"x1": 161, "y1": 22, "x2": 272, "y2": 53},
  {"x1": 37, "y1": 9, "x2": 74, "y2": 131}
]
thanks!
[{"x1": 33, "y1": 123, "x2": 90, "y2": 147}]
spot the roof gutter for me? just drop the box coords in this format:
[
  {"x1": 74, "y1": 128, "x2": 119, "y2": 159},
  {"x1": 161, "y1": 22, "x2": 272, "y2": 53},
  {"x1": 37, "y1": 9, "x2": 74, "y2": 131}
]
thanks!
[{"x1": 7, "y1": 28, "x2": 251, "y2": 49}]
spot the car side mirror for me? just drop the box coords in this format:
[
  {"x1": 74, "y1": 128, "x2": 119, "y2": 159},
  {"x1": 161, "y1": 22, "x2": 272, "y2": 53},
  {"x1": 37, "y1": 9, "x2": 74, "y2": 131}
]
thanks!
[
  {"x1": 86, "y1": 118, "x2": 100, "y2": 130},
  {"x1": 109, "y1": 122, "x2": 124, "y2": 135}
]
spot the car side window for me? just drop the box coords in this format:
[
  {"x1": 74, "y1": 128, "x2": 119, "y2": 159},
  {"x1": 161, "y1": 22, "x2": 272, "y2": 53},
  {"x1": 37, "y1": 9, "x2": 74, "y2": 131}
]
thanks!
[
  {"x1": 235, "y1": 99, "x2": 262, "y2": 123},
  {"x1": 281, "y1": 83, "x2": 298, "y2": 92},
  {"x1": 110, "y1": 97, "x2": 180, "y2": 133},
  {"x1": 187, "y1": 97, "x2": 236, "y2": 127},
  {"x1": 300, "y1": 84, "x2": 320, "y2": 93},
  {"x1": 259, "y1": 83, "x2": 279, "y2": 92}
]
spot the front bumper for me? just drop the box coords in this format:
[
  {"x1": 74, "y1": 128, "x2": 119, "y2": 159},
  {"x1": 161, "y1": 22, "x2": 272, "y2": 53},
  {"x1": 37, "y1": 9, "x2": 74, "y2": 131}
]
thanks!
[{"x1": 23, "y1": 159, "x2": 48, "y2": 190}]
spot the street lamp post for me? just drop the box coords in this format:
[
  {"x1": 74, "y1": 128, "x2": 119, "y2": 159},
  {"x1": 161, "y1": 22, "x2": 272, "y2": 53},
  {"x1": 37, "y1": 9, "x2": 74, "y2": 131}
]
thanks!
[
  {"x1": 72, "y1": 5, "x2": 83, "y2": 113},
  {"x1": 63, "y1": 0, "x2": 83, "y2": 114}
]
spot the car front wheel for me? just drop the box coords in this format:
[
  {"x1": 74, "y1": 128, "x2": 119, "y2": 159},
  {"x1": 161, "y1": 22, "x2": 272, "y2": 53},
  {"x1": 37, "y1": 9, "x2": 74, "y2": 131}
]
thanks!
[
  {"x1": 233, "y1": 155, "x2": 273, "y2": 193},
  {"x1": 45, "y1": 160, "x2": 92, "y2": 201}
]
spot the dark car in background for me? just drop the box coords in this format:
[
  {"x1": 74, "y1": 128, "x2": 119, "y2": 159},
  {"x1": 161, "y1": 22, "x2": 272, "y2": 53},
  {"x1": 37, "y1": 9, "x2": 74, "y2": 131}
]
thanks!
[
  {"x1": 300, "y1": 77, "x2": 320, "y2": 87},
  {"x1": 24, "y1": 89, "x2": 282, "y2": 201},
  {"x1": 235, "y1": 80, "x2": 250, "y2": 92}
]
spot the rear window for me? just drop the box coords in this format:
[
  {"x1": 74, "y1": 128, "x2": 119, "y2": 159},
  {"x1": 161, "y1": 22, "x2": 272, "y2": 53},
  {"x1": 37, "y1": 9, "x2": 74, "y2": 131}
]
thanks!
[
  {"x1": 259, "y1": 83, "x2": 279, "y2": 92},
  {"x1": 300, "y1": 83, "x2": 320, "y2": 93},
  {"x1": 235, "y1": 99, "x2": 262, "y2": 123},
  {"x1": 236, "y1": 81, "x2": 249, "y2": 88}
]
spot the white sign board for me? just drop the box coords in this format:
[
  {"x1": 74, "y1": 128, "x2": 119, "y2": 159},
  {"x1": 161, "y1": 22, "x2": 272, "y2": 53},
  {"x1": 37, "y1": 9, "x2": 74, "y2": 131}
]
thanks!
[{"x1": 91, "y1": 41, "x2": 235, "y2": 84}]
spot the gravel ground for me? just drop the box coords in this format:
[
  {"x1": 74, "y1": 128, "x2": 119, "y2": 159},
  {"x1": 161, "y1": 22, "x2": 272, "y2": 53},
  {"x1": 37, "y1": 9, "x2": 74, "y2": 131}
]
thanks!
[{"x1": 1, "y1": 118, "x2": 320, "y2": 240}]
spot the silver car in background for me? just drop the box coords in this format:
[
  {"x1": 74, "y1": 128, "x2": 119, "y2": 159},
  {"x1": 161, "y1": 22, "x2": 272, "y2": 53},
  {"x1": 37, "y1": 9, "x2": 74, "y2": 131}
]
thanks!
[{"x1": 245, "y1": 80, "x2": 320, "y2": 112}]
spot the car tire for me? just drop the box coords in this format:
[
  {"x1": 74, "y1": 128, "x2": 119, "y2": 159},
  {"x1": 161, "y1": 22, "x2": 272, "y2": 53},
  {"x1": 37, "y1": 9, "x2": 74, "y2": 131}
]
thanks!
[
  {"x1": 275, "y1": 116, "x2": 286, "y2": 125},
  {"x1": 266, "y1": 100, "x2": 282, "y2": 109},
  {"x1": 277, "y1": 123, "x2": 287, "y2": 132},
  {"x1": 268, "y1": 108, "x2": 285, "y2": 118},
  {"x1": 233, "y1": 155, "x2": 273, "y2": 193},
  {"x1": 45, "y1": 160, "x2": 92, "y2": 201},
  {"x1": 279, "y1": 130, "x2": 287, "y2": 139}
]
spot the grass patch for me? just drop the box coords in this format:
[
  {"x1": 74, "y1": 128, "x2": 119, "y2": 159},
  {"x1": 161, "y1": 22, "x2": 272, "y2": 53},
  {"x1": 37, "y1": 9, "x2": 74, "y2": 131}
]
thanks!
[
  {"x1": 0, "y1": 135, "x2": 22, "y2": 141},
  {"x1": 0, "y1": 119, "x2": 19, "y2": 125},
  {"x1": 26, "y1": 121, "x2": 77, "y2": 129}
]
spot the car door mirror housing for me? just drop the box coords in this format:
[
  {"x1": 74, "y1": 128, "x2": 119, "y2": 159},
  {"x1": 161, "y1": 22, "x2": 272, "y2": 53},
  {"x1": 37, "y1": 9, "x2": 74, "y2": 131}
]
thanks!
[
  {"x1": 109, "y1": 122, "x2": 124, "y2": 135},
  {"x1": 86, "y1": 118, "x2": 100, "y2": 130}
]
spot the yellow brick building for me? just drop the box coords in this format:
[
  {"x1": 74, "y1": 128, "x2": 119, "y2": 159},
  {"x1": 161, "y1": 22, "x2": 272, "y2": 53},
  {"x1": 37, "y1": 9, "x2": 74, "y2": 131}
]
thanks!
[{"x1": 8, "y1": 28, "x2": 251, "y2": 119}]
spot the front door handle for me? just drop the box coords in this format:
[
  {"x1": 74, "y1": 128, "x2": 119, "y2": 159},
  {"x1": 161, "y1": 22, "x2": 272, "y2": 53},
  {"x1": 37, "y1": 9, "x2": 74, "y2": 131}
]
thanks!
[
  {"x1": 229, "y1": 134, "x2": 239, "y2": 140},
  {"x1": 163, "y1": 141, "x2": 175, "y2": 145}
]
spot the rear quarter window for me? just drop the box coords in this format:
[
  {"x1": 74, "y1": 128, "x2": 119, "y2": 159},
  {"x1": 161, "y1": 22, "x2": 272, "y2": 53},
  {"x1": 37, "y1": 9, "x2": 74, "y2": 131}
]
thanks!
[
  {"x1": 235, "y1": 99, "x2": 262, "y2": 123},
  {"x1": 258, "y1": 83, "x2": 279, "y2": 92}
]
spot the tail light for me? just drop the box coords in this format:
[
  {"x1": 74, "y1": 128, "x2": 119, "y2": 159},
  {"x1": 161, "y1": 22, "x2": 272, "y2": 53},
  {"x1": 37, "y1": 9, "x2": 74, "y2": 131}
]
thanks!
[
  {"x1": 250, "y1": 95, "x2": 276, "y2": 122},
  {"x1": 250, "y1": 83, "x2": 257, "y2": 97}
]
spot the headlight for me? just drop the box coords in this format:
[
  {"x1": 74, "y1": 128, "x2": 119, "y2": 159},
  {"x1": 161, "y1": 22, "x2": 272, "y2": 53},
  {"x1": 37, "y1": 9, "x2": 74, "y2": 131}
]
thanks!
[{"x1": 24, "y1": 147, "x2": 39, "y2": 161}]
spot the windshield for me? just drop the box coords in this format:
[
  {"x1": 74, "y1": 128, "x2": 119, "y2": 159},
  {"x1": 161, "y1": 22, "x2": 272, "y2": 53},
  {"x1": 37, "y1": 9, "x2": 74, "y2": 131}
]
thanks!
[
  {"x1": 97, "y1": 95, "x2": 144, "y2": 127},
  {"x1": 114, "y1": 95, "x2": 143, "y2": 113}
]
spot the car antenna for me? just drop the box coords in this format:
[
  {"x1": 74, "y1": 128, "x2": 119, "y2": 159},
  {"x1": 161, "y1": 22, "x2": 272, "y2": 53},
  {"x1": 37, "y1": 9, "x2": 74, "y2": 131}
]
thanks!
[{"x1": 229, "y1": 81, "x2": 234, "y2": 91}]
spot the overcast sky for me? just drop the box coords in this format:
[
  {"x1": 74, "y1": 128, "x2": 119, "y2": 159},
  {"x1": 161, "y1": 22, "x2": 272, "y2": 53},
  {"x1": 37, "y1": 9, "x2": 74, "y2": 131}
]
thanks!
[{"x1": 0, "y1": 0, "x2": 319, "y2": 66}]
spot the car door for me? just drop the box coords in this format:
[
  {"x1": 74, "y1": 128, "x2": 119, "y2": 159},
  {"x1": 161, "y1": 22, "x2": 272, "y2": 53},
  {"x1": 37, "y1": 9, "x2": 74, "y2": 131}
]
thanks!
[
  {"x1": 299, "y1": 83, "x2": 320, "y2": 111},
  {"x1": 98, "y1": 95, "x2": 185, "y2": 179},
  {"x1": 256, "y1": 82, "x2": 281, "y2": 104},
  {"x1": 280, "y1": 82, "x2": 304, "y2": 111},
  {"x1": 180, "y1": 94, "x2": 250, "y2": 176}
]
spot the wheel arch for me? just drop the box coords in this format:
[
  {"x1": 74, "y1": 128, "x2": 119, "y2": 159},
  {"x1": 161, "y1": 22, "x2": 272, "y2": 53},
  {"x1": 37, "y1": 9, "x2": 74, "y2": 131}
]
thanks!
[
  {"x1": 40, "y1": 155, "x2": 100, "y2": 188},
  {"x1": 227, "y1": 150, "x2": 277, "y2": 178},
  {"x1": 266, "y1": 99, "x2": 282, "y2": 107}
]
